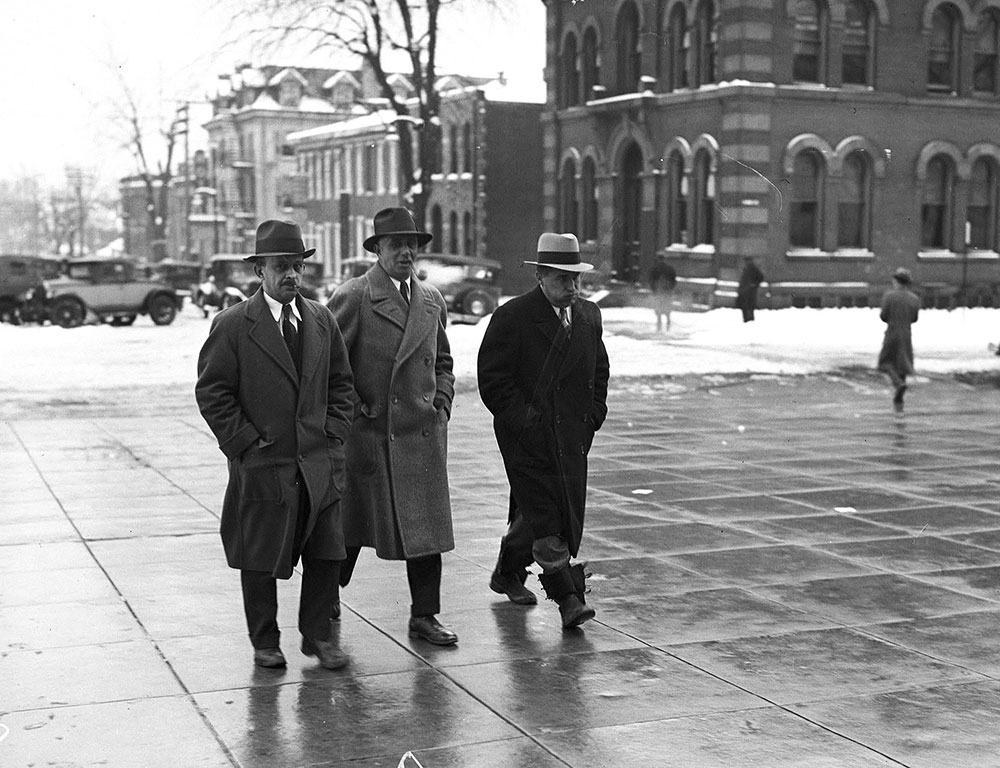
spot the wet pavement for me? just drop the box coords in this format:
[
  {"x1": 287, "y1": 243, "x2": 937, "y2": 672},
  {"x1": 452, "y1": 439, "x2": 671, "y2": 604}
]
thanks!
[{"x1": 2, "y1": 374, "x2": 999, "y2": 767}]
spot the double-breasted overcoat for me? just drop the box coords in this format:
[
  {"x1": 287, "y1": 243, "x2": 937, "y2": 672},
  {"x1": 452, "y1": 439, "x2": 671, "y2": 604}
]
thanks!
[
  {"x1": 195, "y1": 290, "x2": 354, "y2": 579},
  {"x1": 478, "y1": 286, "x2": 610, "y2": 556},
  {"x1": 328, "y1": 265, "x2": 455, "y2": 560}
]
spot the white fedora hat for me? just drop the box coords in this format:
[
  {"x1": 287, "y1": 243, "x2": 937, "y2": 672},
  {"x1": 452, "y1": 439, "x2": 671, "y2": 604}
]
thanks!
[{"x1": 523, "y1": 232, "x2": 594, "y2": 272}]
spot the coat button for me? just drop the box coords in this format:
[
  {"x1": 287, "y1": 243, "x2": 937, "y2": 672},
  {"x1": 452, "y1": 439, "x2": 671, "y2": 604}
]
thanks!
[
  {"x1": 422, "y1": 395, "x2": 429, "y2": 402},
  {"x1": 580, "y1": 446, "x2": 586, "y2": 454},
  {"x1": 422, "y1": 428, "x2": 429, "y2": 437},
  {"x1": 389, "y1": 434, "x2": 395, "y2": 442},
  {"x1": 424, "y1": 357, "x2": 432, "y2": 365},
  {"x1": 392, "y1": 395, "x2": 398, "y2": 404}
]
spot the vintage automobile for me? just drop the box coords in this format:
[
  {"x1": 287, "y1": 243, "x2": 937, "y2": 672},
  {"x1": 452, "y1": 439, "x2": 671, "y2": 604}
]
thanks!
[
  {"x1": 0, "y1": 254, "x2": 64, "y2": 324},
  {"x1": 43, "y1": 257, "x2": 180, "y2": 328},
  {"x1": 195, "y1": 254, "x2": 325, "y2": 313},
  {"x1": 334, "y1": 252, "x2": 502, "y2": 323}
]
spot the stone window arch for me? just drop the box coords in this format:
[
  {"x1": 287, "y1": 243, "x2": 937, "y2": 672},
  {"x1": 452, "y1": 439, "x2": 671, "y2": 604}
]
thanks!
[
  {"x1": 581, "y1": 25, "x2": 602, "y2": 100},
  {"x1": 789, "y1": 149, "x2": 826, "y2": 248},
  {"x1": 560, "y1": 29, "x2": 580, "y2": 108},
  {"x1": 616, "y1": 1, "x2": 642, "y2": 94}
]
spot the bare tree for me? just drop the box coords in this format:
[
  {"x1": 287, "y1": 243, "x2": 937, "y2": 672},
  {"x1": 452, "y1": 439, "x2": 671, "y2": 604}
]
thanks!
[
  {"x1": 110, "y1": 71, "x2": 186, "y2": 261},
  {"x1": 237, "y1": 0, "x2": 502, "y2": 228}
]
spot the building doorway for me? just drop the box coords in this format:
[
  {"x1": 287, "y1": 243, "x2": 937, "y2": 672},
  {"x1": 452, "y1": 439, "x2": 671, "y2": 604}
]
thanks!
[{"x1": 616, "y1": 142, "x2": 643, "y2": 282}]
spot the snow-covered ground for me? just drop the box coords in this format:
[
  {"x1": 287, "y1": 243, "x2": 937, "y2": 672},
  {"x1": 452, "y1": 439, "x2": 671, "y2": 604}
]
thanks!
[{"x1": 2, "y1": 304, "x2": 999, "y2": 395}]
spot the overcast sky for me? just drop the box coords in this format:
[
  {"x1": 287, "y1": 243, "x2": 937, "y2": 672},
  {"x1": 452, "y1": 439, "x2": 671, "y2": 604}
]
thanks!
[{"x1": 1, "y1": 0, "x2": 545, "y2": 192}]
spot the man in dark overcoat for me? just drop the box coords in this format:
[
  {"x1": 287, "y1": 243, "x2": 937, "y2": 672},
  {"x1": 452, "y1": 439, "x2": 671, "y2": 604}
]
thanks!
[
  {"x1": 478, "y1": 232, "x2": 610, "y2": 629},
  {"x1": 877, "y1": 267, "x2": 921, "y2": 415},
  {"x1": 196, "y1": 220, "x2": 355, "y2": 670},
  {"x1": 736, "y1": 256, "x2": 765, "y2": 322},
  {"x1": 649, "y1": 255, "x2": 678, "y2": 332},
  {"x1": 328, "y1": 207, "x2": 459, "y2": 646}
]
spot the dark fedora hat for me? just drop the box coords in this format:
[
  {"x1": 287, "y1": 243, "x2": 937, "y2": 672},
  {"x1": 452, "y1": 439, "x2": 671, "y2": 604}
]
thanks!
[
  {"x1": 242, "y1": 220, "x2": 316, "y2": 262},
  {"x1": 363, "y1": 207, "x2": 432, "y2": 253},
  {"x1": 893, "y1": 267, "x2": 912, "y2": 285},
  {"x1": 523, "y1": 232, "x2": 594, "y2": 273}
]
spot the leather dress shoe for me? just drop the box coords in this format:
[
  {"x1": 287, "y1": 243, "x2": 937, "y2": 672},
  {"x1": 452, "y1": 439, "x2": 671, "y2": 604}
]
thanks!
[
  {"x1": 490, "y1": 569, "x2": 537, "y2": 605},
  {"x1": 301, "y1": 636, "x2": 350, "y2": 670},
  {"x1": 253, "y1": 647, "x2": 287, "y2": 668},
  {"x1": 408, "y1": 615, "x2": 458, "y2": 646}
]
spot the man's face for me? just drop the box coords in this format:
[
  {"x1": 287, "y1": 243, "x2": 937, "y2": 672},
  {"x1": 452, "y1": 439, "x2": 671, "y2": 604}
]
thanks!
[
  {"x1": 537, "y1": 266, "x2": 580, "y2": 308},
  {"x1": 255, "y1": 255, "x2": 304, "y2": 304},
  {"x1": 376, "y1": 235, "x2": 419, "y2": 281}
]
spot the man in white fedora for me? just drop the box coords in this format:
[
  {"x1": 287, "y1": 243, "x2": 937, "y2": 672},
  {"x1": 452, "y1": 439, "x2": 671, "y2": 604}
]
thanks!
[{"x1": 477, "y1": 232, "x2": 610, "y2": 629}]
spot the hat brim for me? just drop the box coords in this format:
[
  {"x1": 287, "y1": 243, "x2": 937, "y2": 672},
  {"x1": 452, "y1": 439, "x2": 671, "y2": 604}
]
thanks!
[
  {"x1": 363, "y1": 231, "x2": 433, "y2": 253},
  {"x1": 243, "y1": 248, "x2": 316, "y2": 262},
  {"x1": 523, "y1": 260, "x2": 594, "y2": 272}
]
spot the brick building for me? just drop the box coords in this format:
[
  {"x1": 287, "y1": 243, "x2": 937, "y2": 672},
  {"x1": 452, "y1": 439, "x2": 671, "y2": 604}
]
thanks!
[
  {"x1": 543, "y1": 0, "x2": 1000, "y2": 308},
  {"x1": 287, "y1": 81, "x2": 545, "y2": 294}
]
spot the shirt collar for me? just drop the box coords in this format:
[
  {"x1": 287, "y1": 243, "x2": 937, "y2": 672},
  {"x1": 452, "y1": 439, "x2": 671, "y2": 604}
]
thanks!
[{"x1": 262, "y1": 290, "x2": 302, "y2": 323}]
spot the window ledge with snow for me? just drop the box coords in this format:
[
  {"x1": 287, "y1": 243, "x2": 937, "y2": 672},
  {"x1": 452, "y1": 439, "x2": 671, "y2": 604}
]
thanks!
[
  {"x1": 917, "y1": 250, "x2": 957, "y2": 260},
  {"x1": 663, "y1": 245, "x2": 714, "y2": 261}
]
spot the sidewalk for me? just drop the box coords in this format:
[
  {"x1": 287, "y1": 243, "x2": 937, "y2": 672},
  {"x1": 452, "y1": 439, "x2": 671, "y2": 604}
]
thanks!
[{"x1": 2, "y1": 376, "x2": 999, "y2": 767}]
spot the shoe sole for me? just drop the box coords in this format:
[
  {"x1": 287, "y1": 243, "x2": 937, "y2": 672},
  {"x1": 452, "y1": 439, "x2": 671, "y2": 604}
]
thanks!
[{"x1": 408, "y1": 630, "x2": 459, "y2": 646}]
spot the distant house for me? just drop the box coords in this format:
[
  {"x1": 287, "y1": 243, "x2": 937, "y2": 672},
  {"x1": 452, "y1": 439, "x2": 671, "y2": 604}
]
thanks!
[{"x1": 543, "y1": 0, "x2": 1000, "y2": 308}]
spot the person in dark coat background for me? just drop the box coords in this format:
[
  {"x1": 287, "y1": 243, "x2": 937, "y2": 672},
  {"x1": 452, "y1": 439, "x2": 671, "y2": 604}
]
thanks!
[
  {"x1": 196, "y1": 220, "x2": 355, "y2": 670},
  {"x1": 877, "y1": 267, "x2": 920, "y2": 415},
  {"x1": 649, "y1": 255, "x2": 677, "y2": 332},
  {"x1": 736, "y1": 256, "x2": 765, "y2": 322},
  {"x1": 478, "y1": 232, "x2": 610, "y2": 630},
  {"x1": 329, "y1": 207, "x2": 459, "y2": 646}
]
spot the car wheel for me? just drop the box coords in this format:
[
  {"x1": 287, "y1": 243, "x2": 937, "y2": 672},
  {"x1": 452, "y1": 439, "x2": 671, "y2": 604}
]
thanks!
[
  {"x1": 463, "y1": 290, "x2": 496, "y2": 317},
  {"x1": 149, "y1": 295, "x2": 177, "y2": 326},
  {"x1": 51, "y1": 298, "x2": 85, "y2": 328}
]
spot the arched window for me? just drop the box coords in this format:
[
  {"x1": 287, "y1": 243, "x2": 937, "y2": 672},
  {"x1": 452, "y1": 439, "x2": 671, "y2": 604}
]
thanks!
[
  {"x1": 843, "y1": 0, "x2": 874, "y2": 86},
  {"x1": 463, "y1": 211, "x2": 473, "y2": 254},
  {"x1": 616, "y1": 2, "x2": 641, "y2": 94},
  {"x1": 790, "y1": 150, "x2": 824, "y2": 247},
  {"x1": 560, "y1": 158, "x2": 579, "y2": 235},
  {"x1": 665, "y1": 150, "x2": 688, "y2": 245},
  {"x1": 449, "y1": 210, "x2": 458, "y2": 253},
  {"x1": 693, "y1": 1, "x2": 718, "y2": 87},
  {"x1": 838, "y1": 150, "x2": 871, "y2": 248},
  {"x1": 692, "y1": 149, "x2": 715, "y2": 245},
  {"x1": 664, "y1": 3, "x2": 688, "y2": 91},
  {"x1": 968, "y1": 157, "x2": 999, "y2": 249},
  {"x1": 793, "y1": 0, "x2": 826, "y2": 83},
  {"x1": 582, "y1": 27, "x2": 601, "y2": 100},
  {"x1": 449, "y1": 124, "x2": 459, "y2": 174},
  {"x1": 928, "y1": 4, "x2": 961, "y2": 93},
  {"x1": 431, "y1": 204, "x2": 443, "y2": 247},
  {"x1": 921, "y1": 155, "x2": 955, "y2": 248},
  {"x1": 463, "y1": 122, "x2": 473, "y2": 173},
  {"x1": 363, "y1": 143, "x2": 377, "y2": 192},
  {"x1": 561, "y1": 32, "x2": 580, "y2": 108},
  {"x1": 581, "y1": 157, "x2": 598, "y2": 242},
  {"x1": 974, "y1": 11, "x2": 1000, "y2": 95}
]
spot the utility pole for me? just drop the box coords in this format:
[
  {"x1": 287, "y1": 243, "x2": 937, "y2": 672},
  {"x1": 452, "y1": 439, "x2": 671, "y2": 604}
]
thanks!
[{"x1": 176, "y1": 103, "x2": 191, "y2": 261}]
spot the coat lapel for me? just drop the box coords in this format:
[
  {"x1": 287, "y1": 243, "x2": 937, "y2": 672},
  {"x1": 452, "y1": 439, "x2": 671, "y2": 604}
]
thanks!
[
  {"x1": 246, "y1": 290, "x2": 299, "y2": 385},
  {"x1": 297, "y1": 297, "x2": 326, "y2": 384},
  {"x1": 397, "y1": 277, "x2": 441, "y2": 365},
  {"x1": 529, "y1": 286, "x2": 560, "y2": 345},
  {"x1": 366, "y1": 265, "x2": 408, "y2": 332},
  {"x1": 558, "y1": 297, "x2": 591, "y2": 375}
]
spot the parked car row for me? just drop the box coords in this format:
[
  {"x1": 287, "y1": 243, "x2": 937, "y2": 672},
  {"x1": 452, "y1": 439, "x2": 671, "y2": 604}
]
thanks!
[{"x1": 0, "y1": 250, "x2": 503, "y2": 328}]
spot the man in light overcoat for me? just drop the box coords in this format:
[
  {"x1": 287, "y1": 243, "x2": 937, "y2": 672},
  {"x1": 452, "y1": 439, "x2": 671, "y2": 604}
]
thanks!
[
  {"x1": 328, "y1": 207, "x2": 459, "y2": 646},
  {"x1": 478, "y1": 232, "x2": 610, "y2": 630},
  {"x1": 196, "y1": 220, "x2": 355, "y2": 670}
]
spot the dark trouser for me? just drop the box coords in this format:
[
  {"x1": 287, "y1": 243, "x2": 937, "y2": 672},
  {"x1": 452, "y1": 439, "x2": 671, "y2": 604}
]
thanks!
[
  {"x1": 498, "y1": 508, "x2": 570, "y2": 576},
  {"x1": 241, "y1": 558, "x2": 341, "y2": 649},
  {"x1": 340, "y1": 546, "x2": 442, "y2": 617}
]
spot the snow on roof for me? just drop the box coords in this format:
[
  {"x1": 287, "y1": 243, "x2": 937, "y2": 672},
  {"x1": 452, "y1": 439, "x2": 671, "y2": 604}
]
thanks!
[
  {"x1": 323, "y1": 71, "x2": 362, "y2": 89},
  {"x1": 268, "y1": 67, "x2": 309, "y2": 87},
  {"x1": 248, "y1": 92, "x2": 282, "y2": 110},
  {"x1": 287, "y1": 109, "x2": 399, "y2": 142},
  {"x1": 239, "y1": 68, "x2": 267, "y2": 88}
]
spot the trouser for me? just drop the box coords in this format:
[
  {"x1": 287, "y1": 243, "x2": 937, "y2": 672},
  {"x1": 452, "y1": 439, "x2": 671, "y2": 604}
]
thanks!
[
  {"x1": 340, "y1": 545, "x2": 442, "y2": 617},
  {"x1": 498, "y1": 507, "x2": 570, "y2": 576},
  {"x1": 241, "y1": 558, "x2": 341, "y2": 649}
]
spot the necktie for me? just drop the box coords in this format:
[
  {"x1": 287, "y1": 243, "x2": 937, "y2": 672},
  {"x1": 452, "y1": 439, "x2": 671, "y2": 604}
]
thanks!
[
  {"x1": 559, "y1": 307, "x2": 570, "y2": 329},
  {"x1": 281, "y1": 303, "x2": 300, "y2": 373},
  {"x1": 399, "y1": 280, "x2": 410, "y2": 304}
]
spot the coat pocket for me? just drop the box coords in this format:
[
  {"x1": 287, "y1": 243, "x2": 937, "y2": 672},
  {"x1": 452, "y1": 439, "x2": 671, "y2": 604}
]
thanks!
[{"x1": 237, "y1": 449, "x2": 283, "y2": 502}]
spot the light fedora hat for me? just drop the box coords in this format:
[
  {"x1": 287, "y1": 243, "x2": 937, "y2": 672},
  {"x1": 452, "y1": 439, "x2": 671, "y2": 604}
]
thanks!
[
  {"x1": 243, "y1": 220, "x2": 316, "y2": 261},
  {"x1": 363, "y1": 207, "x2": 433, "y2": 253},
  {"x1": 524, "y1": 232, "x2": 594, "y2": 272}
]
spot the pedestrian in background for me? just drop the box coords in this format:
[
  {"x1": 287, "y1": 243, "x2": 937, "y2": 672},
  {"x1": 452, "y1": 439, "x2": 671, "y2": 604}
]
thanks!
[
  {"x1": 736, "y1": 256, "x2": 765, "y2": 322},
  {"x1": 478, "y1": 232, "x2": 610, "y2": 630},
  {"x1": 328, "y1": 207, "x2": 459, "y2": 646},
  {"x1": 878, "y1": 267, "x2": 920, "y2": 415},
  {"x1": 649, "y1": 255, "x2": 677, "y2": 332},
  {"x1": 195, "y1": 220, "x2": 355, "y2": 670}
]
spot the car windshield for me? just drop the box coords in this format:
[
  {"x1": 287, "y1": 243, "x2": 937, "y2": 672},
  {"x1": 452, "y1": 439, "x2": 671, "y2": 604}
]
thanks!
[{"x1": 414, "y1": 259, "x2": 466, "y2": 287}]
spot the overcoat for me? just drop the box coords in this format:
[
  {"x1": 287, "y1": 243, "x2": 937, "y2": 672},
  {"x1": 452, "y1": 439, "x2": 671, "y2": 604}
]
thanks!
[
  {"x1": 195, "y1": 290, "x2": 354, "y2": 579},
  {"x1": 877, "y1": 286, "x2": 920, "y2": 376},
  {"x1": 477, "y1": 286, "x2": 610, "y2": 556},
  {"x1": 328, "y1": 265, "x2": 455, "y2": 560}
]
